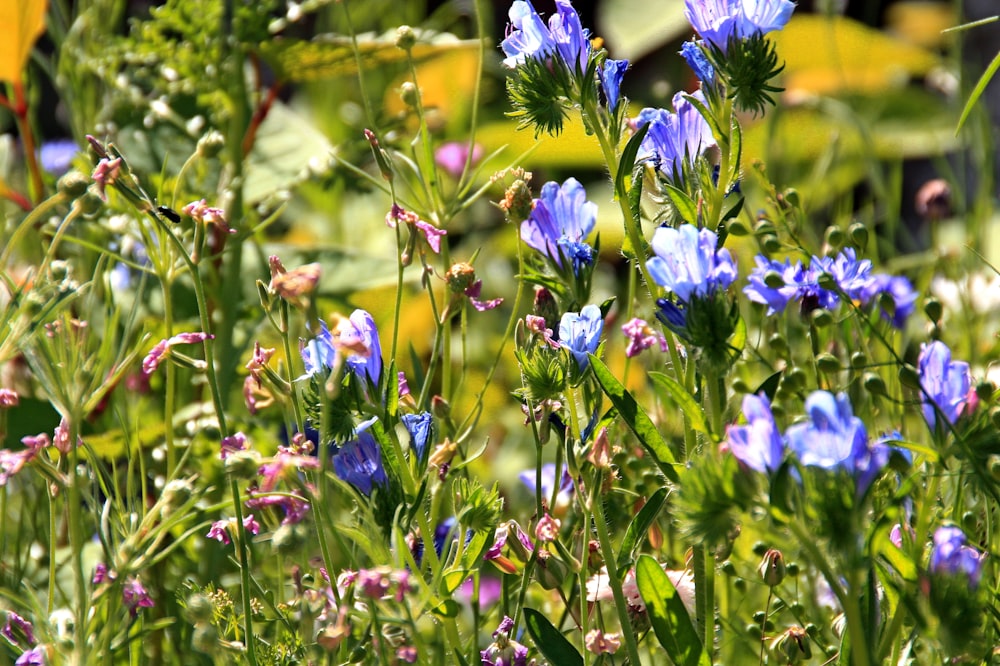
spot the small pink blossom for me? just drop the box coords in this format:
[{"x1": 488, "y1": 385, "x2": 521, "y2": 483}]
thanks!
[
  {"x1": 122, "y1": 577, "x2": 155, "y2": 615},
  {"x1": 183, "y1": 199, "x2": 233, "y2": 233},
  {"x1": 207, "y1": 520, "x2": 231, "y2": 544},
  {"x1": 91, "y1": 157, "x2": 122, "y2": 201},
  {"x1": 245, "y1": 489, "x2": 310, "y2": 525},
  {"x1": 585, "y1": 629, "x2": 621, "y2": 655},
  {"x1": 2, "y1": 611, "x2": 36, "y2": 646},
  {"x1": 92, "y1": 562, "x2": 115, "y2": 584},
  {"x1": 535, "y1": 513, "x2": 561, "y2": 543},
  {"x1": 0, "y1": 449, "x2": 38, "y2": 486},
  {"x1": 398, "y1": 371, "x2": 410, "y2": 397},
  {"x1": 0, "y1": 389, "x2": 19, "y2": 408},
  {"x1": 142, "y1": 332, "x2": 213, "y2": 376},
  {"x1": 415, "y1": 220, "x2": 446, "y2": 253},
  {"x1": 258, "y1": 445, "x2": 319, "y2": 492},
  {"x1": 386, "y1": 204, "x2": 447, "y2": 254},
  {"x1": 621, "y1": 317, "x2": 667, "y2": 358},
  {"x1": 434, "y1": 141, "x2": 483, "y2": 179},
  {"x1": 396, "y1": 646, "x2": 418, "y2": 663},
  {"x1": 220, "y1": 432, "x2": 249, "y2": 460},
  {"x1": 464, "y1": 280, "x2": 503, "y2": 312},
  {"x1": 243, "y1": 514, "x2": 261, "y2": 535},
  {"x1": 245, "y1": 342, "x2": 275, "y2": 388},
  {"x1": 53, "y1": 417, "x2": 81, "y2": 454},
  {"x1": 525, "y1": 315, "x2": 559, "y2": 348}
]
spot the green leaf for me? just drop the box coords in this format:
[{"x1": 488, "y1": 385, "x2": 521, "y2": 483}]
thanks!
[
  {"x1": 754, "y1": 371, "x2": 783, "y2": 401},
  {"x1": 617, "y1": 487, "x2": 668, "y2": 571},
  {"x1": 649, "y1": 372, "x2": 710, "y2": 437},
  {"x1": 635, "y1": 555, "x2": 709, "y2": 666},
  {"x1": 523, "y1": 608, "x2": 584, "y2": 666},
  {"x1": 663, "y1": 182, "x2": 699, "y2": 225},
  {"x1": 589, "y1": 355, "x2": 680, "y2": 483},
  {"x1": 615, "y1": 123, "x2": 649, "y2": 200},
  {"x1": 957, "y1": 48, "x2": 1000, "y2": 133}
]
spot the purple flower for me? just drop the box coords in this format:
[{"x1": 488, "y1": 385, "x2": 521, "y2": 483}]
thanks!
[
  {"x1": 435, "y1": 141, "x2": 483, "y2": 179},
  {"x1": 862, "y1": 274, "x2": 917, "y2": 328},
  {"x1": 684, "y1": 0, "x2": 795, "y2": 52},
  {"x1": 518, "y1": 463, "x2": 573, "y2": 500},
  {"x1": 680, "y1": 40, "x2": 715, "y2": 83},
  {"x1": 15, "y1": 647, "x2": 45, "y2": 666},
  {"x1": 600, "y1": 58, "x2": 629, "y2": 111},
  {"x1": 332, "y1": 419, "x2": 388, "y2": 496},
  {"x1": 207, "y1": 520, "x2": 231, "y2": 544},
  {"x1": 635, "y1": 91, "x2": 717, "y2": 183},
  {"x1": 743, "y1": 255, "x2": 808, "y2": 314},
  {"x1": 918, "y1": 341, "x2": 973, "y2": 431},
  {"x1": 481, "y1": 615, "x2": 529, "y2": 666},
  {"x1": 811, "y1": 248, "x2": 874, "y2": 301},
  {"x1": 40, "y1": 138, "x2": 78, "y2": 175},
  {"x1": 521, "y1": 178, "x2": 597, "y2": 273},
  {"x1": 402, "y1": 412, "x2": 433, "y2": 460},
  {"x1": 122, "y1": 577, "x2": 155, "y2": 616},
  {"x1": 2, "y1": 611, "x2": 35, "y2": 647},
  {"x1": 336, "y1": 310, "x2": 383, "y2": 387},
  {"x1": 559, "y1": 305, "x2": 604, "y2": 371},
  {"x1": 501, "y1": 0, "x2": 591, "y2": 73},
  {"x1": 786, "y1": 391, "x2": 867, "y2": 471},
  {"x1": 621, "y1": 317, "x2": 667, "y2": 358},
  {"x1": 647, "y1": 224, "x2": 737, "y2": 303},
  {"x1": 726, "y1": 394, "x2": 783, "y2": 473},
  {"x1": 929, "y1": 526, "x2": 985, "y2": 588},
  {"x1": 141, "y1": 331, "x2": 213, "y2": 376}
]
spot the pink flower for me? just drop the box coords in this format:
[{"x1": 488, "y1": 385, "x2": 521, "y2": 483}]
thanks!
[
  {"x1": 142, "y1": 332, "x2": 213, "y2": 376},
  {"x1": 0, "y1": 389, "x2": 19, "y2": 408},
  {"x1": 435, "y1": 141, "x2": 483, "y2": 179},
  {"x1": 258, "y1": 445, "x2": 319, "y2": 492},
  {"x1": 2, "y1": 611, "x2": 36, "y2": 647},
  {"x1": 585, "y1": 629, "x2": 621, "y2": 655},
  {"x1": 53, "y1": 417, "x2": 81, "y2": 454},
  {"x1": 91, "y1": 157, "x2": 122, "y2": 201},
  {"x1": 245, "y1": 342, "x2": 275, "y2": 388},
  {"x1": 464, "y1": 280, "x2": 503, "y2": 312},
  {"x1": 621, "y1": 317, "x2": 667, "y2": 358},
  {"x1": 183, "y1": 199, "x2": 233, "y2": 233},
  {"x1": 207, "y1": 520, "x2": 231, "y2": 544},
  {"x1": 243, "y1": 514, "x2": 261, "y2": 535},
  {"x1": 122, "y1": 577, "x2": 155, "y2": 615},
  {"x1": 534, "y1": 513, "x2": 561, "y2": 543},
  {"x1": 92, "y1": 562, "x2": 115, "y2": 584},
  {"x1": 386, "y1": 204, "x2": 447, "y2": 254},
  {"x1": 220, "y1": 432, "x2": 249, "y2": 460}
]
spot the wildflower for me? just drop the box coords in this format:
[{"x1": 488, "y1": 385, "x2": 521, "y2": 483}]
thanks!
[
  {"x1": 480, "y1": 616, "x2": 529, "y2": 666},
  {"x1": 684, "y1": 0, "x2": 795, "y2": 52},
  {"x1": 0, "y1": 388, "x2": 19, "y2": 408},
  {"x1": 334, "y1": 310, "x2": 383, "y2": 387},
  {"x1": 445, "y1": 262, "x2": 503, "y2": 311},
  {"x1": 929, "y1": 526, "x2": 985, "y2": 588},
  {"x1": 599, "y1": 59, "x2": 629, "y2": 111},
  {"x1": 585, "y1": 629, "x2": 621, "y2": 655},
  {"x1": 269, "y1": 262, "x2": 321, "y2": 305},
  {"x1": 332, "y1": 420, "x2": 388, "y2": 496},
  {"x1": 811, "y1": 247, "x2": 874, "y2": 301},
  {"x1": 386, "y1": 203, "x2": 447, "y2": 254},
  {"x1": 918, "y1": 341, "x2": 974, "y2": 431},
  {"x1": 634, "y1": 91, "x2": 717, "y2": 184},
  {"x1": 142, "y1": 331, "x2": 213, "y2": 376},
  {"x1": 725, "y1": 393, "x2": 783, "y2": 473},
  {"x1": 15, "y1": 647, "x2": 46, "y2": 666},
  {"x1": 435, "y1": 142, "x2": 483, "y2": 179},
  {"x1": 245, "y1": 489, "x2": 310, "y2": 525},
  {"x1": 92, "y1": 563, "x2": 115, "y2": 584},
  {"x1": 183, "y1": 199, "x2": 233, "y2": 233},
  {"x1": 521, "y1": 178, "x2": 597, "y2": 274},
  {"x1": 245, "y1": 342, "x2": 275, "y2": 388},
  {"x1": 786, "y1": 391, "x2": 867, "y2": 471},
  {"x1": 525, "y1": 315, "x2": 559, "y2": 348},
  {"x1": 401, "y1": 412, "x2": 433, "y2": 461},
  {"x1": 861, "y1": 274, "x2": 917, "y2": 328},
  {"x1": 207, "y1": 520, "x2": 231, "y2": 545},
  {"x1": 743, "y1": 256, "x2": 808, "y2": 314},
  {"x1": 680, "y1": 40, "x2": 715, "y2": 83},
  {"x1": 463, "y1": 278, "x2": 504, "y2": 312},
  {"x1": 559, "y1": 304, "x2": 603, "y2": 372},
  {"x1": 299, "y1": 321, "x2": 337, "y2": 379},
  {"x1": 535, "y1": 513, "x2": 561, "y2": 542},
  {"x1": 122, "y1": 577, "x2": 155, "y2": 616},
  {"x1": 621, "y1": 317, "x2": 667, "y2": 358},
  {"x1": 758, "y1": 548, "x2": 786, "y2": 587},
  {"x1": 2, "y1": 611, "x2": 36, "y2": 646},
  {"x1": 647, "y1": 224, "x2": 737, "y2": 302},
  {"x1": 259, "y1": 444, "x2": 319, "y2": 492},
  {"x1": 498, "y1": 172, "x2": 534, "y2": 225},
  {"x1": 220, "y1": 432, "x2": 250, "y2": 460},
  {"x1": 587, "y1": 565, "x2": 695, "y2": 616},
  {"x1": 52, "y1": 417, "x2": 81, "y2": 454},
  {"x1": 396, "y1": 646, "x2": 418, "y2": 663},
  {"x1": 0, "y1": 449, "x2": 37, "y2": 487},
  {"x1": 91, "y1": 157, "x2": 121, "y2": 201},
  {"x1": 501, "y1": 1, "x2": 590, "y2": 72}
]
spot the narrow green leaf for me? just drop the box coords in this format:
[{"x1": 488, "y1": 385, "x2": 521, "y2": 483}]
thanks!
[
  {"x1": 590, "y1": 355, "x2": 680, "y2": 482},
  {"x1": 727, "y1": 116, "x2": 743, "y2": 184},
  {"x1": 617, "y1": 487, "x2": 668, "y2": 571},
  {"x1": 755, "y1": 371, "x2": 782, "y2": 401},
  {"x1": 523, "y1": 608, "x2": 584, "y2": 666},
  {"x1": 636, "y1": 555, "x2": 709, "y2": 666},
  {"x1": 386, "y1": 359, "x2": 400, "y2": 419},
  {"x1": 663, "y1": 182, "x2": 699, "y2": 225},
  {"x1": 957, "y1": 48, "x2": 1000, "y2": 133},
  {"x1": 615, "y1": 123, "x2": 649, "y2": 199},
  {"x1": 683, "y1": 93, "x2": 725, "y2": 148},
  {"x1": 649, "y1": 372, "x2": 710, "y2": 437}
]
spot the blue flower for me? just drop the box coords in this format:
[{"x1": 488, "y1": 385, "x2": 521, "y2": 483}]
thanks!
[
  {"x1": 339, "y1": 309, "x2": 383, "y2": 387},
  {"x1": 726, "y1": 394, "x2": 783, "y2": 473},
  {"x1": 501, "y1": 0, "x2": 591, "y2": 73},
  {"x1": 647, "y1": 224, "x2": 737, "y2": 303},
  {"x1": 811, "y1": 248, "x2": 874, "y2": 302},
  {"x1": 518, "y1": 463, "x2": 573, "y2": 500},
  {"x1": 684, "y1": 0, "x2": 795, "y2": 52},
  {"x1": 680, "y1": 40, "x2": 715, "y2": 83},
  {"x1": 785, "y1": 391, "x2": 868, "y2": 472},
  {"x1": 300, "y1": 321, "x2": 337, "y2": 378},
  {"x1": 743, "y1": 255, "x2": 807, "y2": 314},
  {"x1": 332, "y1": 419, "x2": 388, "y2": 496},
  {"x1": 559, "y1": 304, "x2": 604, "y2": 371},
  {"x1": 521, "y1": 178, "x2": 597, "y2": 273},
  {"x1": 862, "y1": 274, "x2": 917, "y2": 329},
  {"x1": 600, "y1": 58, "x2": 629, "y2": 111},
  {"x1": 930, "y1": 526, "x2": 985, "y2": 588},
  {"x1": 918, "y1": 341, "x2": 972, "y2": 431},
  {"x1": 39, "y1": 138, "x2": 78, "y2": 175},
  {"x1": 402, "y1": 411, "x2": 433, "y2": 461},
  {"x1": 635, "y1": 92, "x2": 717, "y2": 184}
]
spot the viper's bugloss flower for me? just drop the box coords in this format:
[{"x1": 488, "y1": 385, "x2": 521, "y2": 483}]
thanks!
[
  {"x1": 501, "y1": 0, "x2": 590, "y2": 72},
  {"x1": 635, "y1": 91, "x2": 717, "y2": 184},
  {"x1": 335, "y1": 310, "x2": 383, "y2": 387},
  {"x1": 647, "y1": 224, "x2": 737, "y2": 302},
  {"x1": 300, "y1": 321, "x2": 337, "y2": 379},
  {"x1": 559, "y1": 305, "x2": 604, "y2": 371},
  {"x1": 918, "y1": 341, "x2": 973, "y2": 431},
  {"x1": 786, "y1": 391, "x2": 867, "y2": 471},
  {"x1": 930, "y1": 526, "x2": 985, "y2": 588},
  {"x1": 725, "y1": 393, "x2": 783, "y2": 473},
  {"x1": 684, "y1": 0, "x2": 795, "y2": 52},
  {"x1": 522, "y1": 178, "x2": 597, "y2": 273},
  {"x1": 680, "y1": 40, "x2": 715, "y2": 83},
  {"x1": 332, "y1": 420, "x2": 388, "y2": 496},
  {"x1": 600, "y1": 58, "x2": 629, "y2": 111},
  {"x1": 402, "y1": 412, "x2": 433, "y2": 461}
]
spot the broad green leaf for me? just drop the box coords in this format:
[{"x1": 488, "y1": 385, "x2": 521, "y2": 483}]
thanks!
[
  {"x1": 649, "y1": 372, "x2": 710, "y2": 437},
  {"x1": 523, "y1": 608, "x2": 583, "y2": 666},
  {"x1": 589, "y1": 355, "x2": 680, "y2": 483},
  {"x1": 663, "y1": 182, "x2": 699, "y2": 226},
  {"x1": 957, "y1": 48, "x2": 1000, "y2": 132},
  {"x1": 0, "y1": 0, "x2": 47, "y2": 85},
  {"x1": 636, "y1": 555, "x2": 709, "y2": 666},
  {"x1": 245, "y1": 101, "x2": 334, "y2": 203},
  {"x1": 873, "y1": 526, "x2": 917, "y2": 582},
  {"x1": 617, "y1": 487, "x2": 668, "y2": 571}
]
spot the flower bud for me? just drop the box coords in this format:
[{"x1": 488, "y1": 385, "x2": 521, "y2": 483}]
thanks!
[
  {"x1": 532, "y1": 286, "x2": 560, "y2": 331},
  {"x1": 445, "y1": 262, "x2": 477, "y2": 294},
  {"x1": 534, "y1": 549, "x2": 570, "y2": 589},
  {"x1": 192, "y1": 622, "x2": 219, "y2": 654},
  {"x1": 78, "y1": 191, "x2": 105, "y2": 215},
  {"x1": 196, "y1": 130, "x2": 226, "y2": 158},
  {"x1": 923, "y1": 298, "x2": 943, "y2": 323},
  {"x1": 898, "y1": 363, "x2": 921, "y2": 389},
  {"x1": 848, "y1": 222, "x2": 869, "y2": 249},
  {"x1": 758, "y1": 548, "x2": 786, "y2": 587},
  {"x1": 850, "y1": 351, "x2": 867, "y2": 369},
  {"x1": 975, "y1": 380, "x2": 994, "y2": 402},
  {"x1": 988, "y1": 455, "x2": 1000, "y2": 482},
  {"x1": 810, "y1": 308, "x2": 833, "y2": 328},
  {"x1": 161, "y1": 478, "x2": 193, "y2": 509},
  {"x1": 763, "y1": 270, "x2": 785, "y2": 289},
  {"x1": 725, "y1": 219, "x2": 750, "y2": 236},
  {"x1": 224, "y1": 449, "x2": 261, "y2": 481},
  {"x1": 863, "y1": 372, "x2": 887, "y2": 397},
  {"x1": 773, "y1": 626, "x2": 811, "y2": 663},
  {"x1": 57, "y1": 171, "x2": 90, "y2": 199},
  {"x1": 824, "y1": 225, "x2": 844, "y2": 250},
  {"x1": 395, "y1": 25, "x2": 417, "y2": 51},
  {"x1": 499, "y1": 177, "x2": 534, "y2": 225},
  {"x1": 185, "y1": 594, "x2": 214, "y2": 624},
  {"x1": 761, "y1": 234, "x2": 781, "y2": 253},
  {"x1": 768, "y1": 333, "x2": 788, "y2": 357},
  {"x1": 815, "y1": 353, "x2": 840, "y2": 375},
  {"x1": 399, "y1": 82, "x2": 420, "y2": 108}
]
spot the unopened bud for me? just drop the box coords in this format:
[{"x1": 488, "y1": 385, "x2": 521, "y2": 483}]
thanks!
[
  {"x1": 224, "y1": 450, "x2": 262, "y2": 480},
  {"x1": 758, "y1": 548, "x2": 785, "y2": 587},
  {"x1": 975, "y1": 380, "x2": 994, "y2": 402},
  {"x1": 78, "y1": 191, "x2": 104, "y2": 215},
  {"x1": 534, "y1": 550, "x2": 570, "y2": 589},
  {"x1": 761, "y1": 234, "x2": 780, "y2": 253},
  {"x1": 400, "y1": 82, "x2": 419, "y2": 108},
  {"x1": 898, "y1": 364, "x2": 921, "y2": 389},
  {"x1": 810, "y1": 308, "x2": 833, "y2": 328},
  {"x1": 186, "y1": 594, "x2": 214, "y2": 624},
  {"x1": 824, "y1": 226, "x2": 844, "y2": 250},
  {"x1": 815, "y1": 353, "x2": 840, "y2": 375},
  {"x1": 192, "y1": 622, "x2": 219, "y2": 654},
  {"x1": 445, "y1": 262, "x2": 477, "y2": 294},
  {"x1": 395, "y1": 25, "x2": 417, "y2": 51},
  {"x1": 923, "y1": 298, "x2": 943, "y2": 323},
  {"x1": 763, "y1": 270, "x2": 785, "y2": 289},
  {"x1": 162, "y1": 478, "x2": 193, "y2": 509},
  {"x1": 848, "y1": 222, "x2": 868, "y2": 249},
  {"x1": 364, "y1": 129, "x2": 394, "y2": 182},
  {"x1": 499, "y1": 178, "x2": 534, "y2": 225},
  {"x1": 196, "y1": 130, "x2": 226, "y2": 158},
  {"x1": 850, "y1": 351, "x2": 867, "y2": 369},
  {"x1": 988, "y1": 455, "x2": 1000, "y2": 482},
  {"x1": 58, "y1": 171, "x2": 90, "y2": 199},
  {"x1": 773, "y1": 626, "x2": 811, "y2": 663},
  {"x1": 863, "y1": 372, "x2": 887, "y2": 397}
]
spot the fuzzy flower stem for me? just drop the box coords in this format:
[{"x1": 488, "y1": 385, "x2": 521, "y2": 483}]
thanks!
[
  {"x1": 705, "y1": 95, "x2": 734, "y2": 232},
  {"x1": 591, "y1": 470, "x2": 643, "y2": 666},
  {"x1": 692, "y1": 545, "x2": 715, "y2": 659}
]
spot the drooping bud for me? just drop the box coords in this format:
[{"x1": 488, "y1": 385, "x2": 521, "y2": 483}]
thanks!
[{"x1": 758, "y1": 548, "x2": 786, "y2": 587}]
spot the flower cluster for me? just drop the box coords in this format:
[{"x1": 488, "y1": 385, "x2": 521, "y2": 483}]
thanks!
[{"x1": 744, "y1": 249, "x2": 917, "y2": 328}]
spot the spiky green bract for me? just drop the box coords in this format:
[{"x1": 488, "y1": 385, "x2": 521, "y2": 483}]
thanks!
[
  {"x1": 514, "y1": 340, "x2": 567, "y2": 405},
  {"x1": 301, "y1": 373, "x2": 357, "y2": 445},
  {"x1": 658, "y1": 292, "x2": 741, "y2": 374},
  {"x1": 716, "y1": 33, "x2": 785, "y2": 115},
  {"x1": 674, "y1": 452, "x2": 752, "y2": 549},
  {"x1": 506, "y1": 56, "x2": 575, "y2": 137},
  {"x1": 365, "y1": 420, "x2": 406, "y2": 539},
  {"x1": 454, "y1": 478, "x2": 504, "y2": 534},
  {"x1": 927, "y1": 568, "x2": 986, "y2": 658}
]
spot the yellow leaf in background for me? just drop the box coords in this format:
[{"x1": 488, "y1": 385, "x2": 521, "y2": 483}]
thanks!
[
  {"x1": 0, "y1": 0, "x2": 48, "y2": 85},
  {"x1": 384, "y1": 46, "x2": 481, "y2": 131}
]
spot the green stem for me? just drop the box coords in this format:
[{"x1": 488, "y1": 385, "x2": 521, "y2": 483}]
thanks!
[{"x1": 0, "y1": 193, "x2": 68, "y2": 267}]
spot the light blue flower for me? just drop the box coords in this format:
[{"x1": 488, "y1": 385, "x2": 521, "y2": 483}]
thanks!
[
  {"x1": 647, "y1": 224, "x2": 737, "y2": 303},
  {"x1": 930, "y1": 526, "x2": 985, "y2": 588},
  {"x1": 402, "y1": 412, "x2": 433, "y2": 461},
  {"x1": 501, "y1": 0, "x2": 590, "y2": 72},
  {"x1": 684, "y1": 0, "x2": 795, "y2": 52},
  {"x1": 726, "y1": 394, "x2": 783, "y2": 473},
  {"x1": 518, "y1": 463, "x2": 573, "y2": 499},
  {"x1": 300, "y1": 321, "x2": 337, "y2": 378},
  {"x1": 918, "y1": 341, "x2": 972, "y2": 431},
  {"x1": 332, "y1": 419, "x2": 388, "y2": 496},
  {"x1": 340, "y1": 309, "x2": 383, "y2": 387},
  {"x1": 521, "y1": 178, "x2": 597, "y2": 273},
  {"x1": 635, "y1": 91, "x2": 717, "y2": 183},
  {"x1": 785, "y1": 391, "x2": 868, "y2": 472},
  {"x1": 680, "y1": 40, "x2": 715, "y2": 83},
  {"x1": 743, "y1": 255, "x2": 807, "y2": 314},
  {"x1": 600, "y1": 58, "x2": 629, "y2": 111},
  {"x1": 559, "y1": 304, "x2": 604, "y2": 371}
]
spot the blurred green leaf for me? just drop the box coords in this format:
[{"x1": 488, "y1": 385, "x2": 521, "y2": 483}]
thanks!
[
  {"x1": 523, "y1": 608, "x2": 583, "y2": 666},
  {"x1": 244, "y1": 101, "x2": 334, "y2": 203},
  {"x1": 649, "y1": 372, "x2": 710, "y2": 438},
  {"x1": 957, "y1": 48, "x2": 1000, "y2": 133},
  {"x1": 617, "y1": 486, "x2": 668, "y2": 571},
  {"x1": 636, "y1": 555, "x2": 709, "y2": 666}
]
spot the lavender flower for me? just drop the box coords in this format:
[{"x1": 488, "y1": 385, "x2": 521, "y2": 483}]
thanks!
[
  {"x1": 521, "y1": 178, "x2": 597, "y2": 273},
  {"x1": 684, "y1": 0, "x2": 795, "y2": 52},
  {"x1": 930, "y1": 526, "x2": 985, "y2": 588},
  {"x1": 918, "y1": 341, "x2": 973, "y2": 431},
  {"x1": 786, "y1": 391, "x2": 868, "y2": 472},
  {"x1": 481, "y1": 616, "x2": 529, "y2": 666},
  {"x1": 402, "y1": 412, "x2": 433, "y2": 461},
  {"x1": 15, "y1": 647, "x2": 45, "y2": 666},
  {"x1": 725, "y1": 393, "x2": 783, "y2": 473},
  {"x1": 600, "y1": 59, "x2": 629, "y2": 111},
  {"x1": 332, "y1": 420, "x2": 388, "y2": 496},
  {"x1": 559, "y1": 305, "x2": 604, "y2": 371},
  {"x1": 647, "y1": 224, "x2": 737, "y2": 303},
  {"x1": 635, "y1": 91, "x2": 717, "y2": 183},
  {"x1": 336, "y1": 310, "x2": 383, "y2": 387}
]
